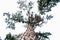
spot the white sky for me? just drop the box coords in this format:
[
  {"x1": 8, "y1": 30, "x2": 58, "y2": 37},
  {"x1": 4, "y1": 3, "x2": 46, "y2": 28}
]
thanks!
[{"x1": 0, "y1": 0, "x2": 60, "y2": 40}]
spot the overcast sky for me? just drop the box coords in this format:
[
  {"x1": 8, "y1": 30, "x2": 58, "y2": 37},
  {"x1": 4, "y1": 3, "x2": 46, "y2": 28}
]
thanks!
[{"x1": 0, "y1": 0, "x2": 60, "y2": 40}]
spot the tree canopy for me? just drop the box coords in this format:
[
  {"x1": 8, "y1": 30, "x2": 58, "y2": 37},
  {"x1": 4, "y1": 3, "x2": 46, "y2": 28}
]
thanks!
[
  {"x1": 3, "y1": 0, "x2": 60, "y2": 29},
  {"x1": 3, "y1": 0, "x2": 60, "y2": 40}
]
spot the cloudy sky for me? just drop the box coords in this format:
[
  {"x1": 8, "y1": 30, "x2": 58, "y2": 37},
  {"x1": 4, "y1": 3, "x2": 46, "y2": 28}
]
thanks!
[{"x1": 0, "y1": 0, "x2": 60, "y2": 40}]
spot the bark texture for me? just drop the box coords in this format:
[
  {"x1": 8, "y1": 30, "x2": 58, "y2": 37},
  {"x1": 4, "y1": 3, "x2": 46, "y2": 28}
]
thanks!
[{"x1": 16, "y1": 24, "x2": 37, "y2": 40}]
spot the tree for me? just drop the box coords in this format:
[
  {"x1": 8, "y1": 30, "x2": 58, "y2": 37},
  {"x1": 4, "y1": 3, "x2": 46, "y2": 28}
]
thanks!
[{"x1": 3, "y1": 0, "x2": 60, "y2": 40}]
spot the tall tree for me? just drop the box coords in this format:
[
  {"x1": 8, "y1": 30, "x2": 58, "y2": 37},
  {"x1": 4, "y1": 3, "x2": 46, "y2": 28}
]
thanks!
[{"x1": 3, "y1": 0, "x2": 60, "y2": 40}]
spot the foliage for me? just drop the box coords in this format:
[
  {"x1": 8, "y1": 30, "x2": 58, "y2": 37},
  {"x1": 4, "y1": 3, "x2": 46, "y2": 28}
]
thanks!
[
  {"x1": 36, "y1": 32, "x2": 51, "y2": 40},
  {"x1": 5, "y1": 33, "x2": 16, "y2": 40},
  {"x1": 38, "y1": 0, "x2": 60, "y2": 15},
  {"x1": 3, "y1": 13, "x2": 15, "y2": 29},
  {"x1": 3, "y1": 0, "x2": 60, "y2": 29},
  {"x1": 3, "y1": 0, "x2": 44, "y2": 29}
]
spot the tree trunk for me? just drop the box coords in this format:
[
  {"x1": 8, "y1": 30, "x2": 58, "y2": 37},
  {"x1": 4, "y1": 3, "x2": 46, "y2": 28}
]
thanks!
[{"x1": 16, "y1": 24, "x2": 37, "y2": 40}]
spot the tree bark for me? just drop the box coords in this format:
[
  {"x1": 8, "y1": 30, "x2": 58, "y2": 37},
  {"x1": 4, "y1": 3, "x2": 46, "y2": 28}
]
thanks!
[{"x1": 16, "y1": 24, "x2": 37, "y2": 40}]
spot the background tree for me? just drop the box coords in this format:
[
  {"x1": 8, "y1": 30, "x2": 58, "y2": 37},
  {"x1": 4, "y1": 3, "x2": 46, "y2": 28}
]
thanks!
[{"x1": 3, "y1": 0, "x2": 60, "y2": 40}]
